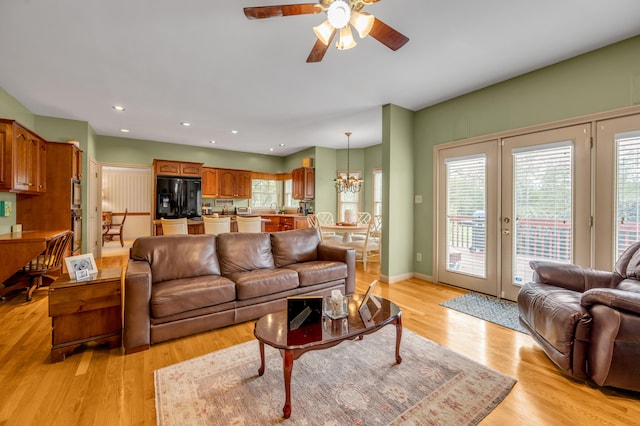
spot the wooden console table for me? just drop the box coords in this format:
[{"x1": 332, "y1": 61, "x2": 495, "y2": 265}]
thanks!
[{"x1": 48, "y1": 267, "x2": 123, "y2": 362}]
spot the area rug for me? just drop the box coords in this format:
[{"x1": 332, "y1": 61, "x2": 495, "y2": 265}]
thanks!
[
  {"x1": 440, "y1": 292, "x2": 528, "y2": 334},
  {"x1": 154, "y1": 327, "x2": 516, "y2": 425}
]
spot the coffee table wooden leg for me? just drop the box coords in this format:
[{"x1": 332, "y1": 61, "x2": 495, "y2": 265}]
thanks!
[
  {"x1": 283, "y1": 349, "x2": 293, "y2": 419},
  {"x1": 395, "y1": 316, "x2": 403, "y2": 364},
  {"x1": 258, "y1": 341, "x2": 265, "y2": 376}
]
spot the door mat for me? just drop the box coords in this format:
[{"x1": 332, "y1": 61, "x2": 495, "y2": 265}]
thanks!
[{"x1": 440, "y1": 292, "x2": 529, "y2": 334}]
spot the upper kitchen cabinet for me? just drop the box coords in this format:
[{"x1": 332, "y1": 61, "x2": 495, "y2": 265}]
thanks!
[
  {"x1": 202, "y1": 167, "x2": 218, "y2": 198},
  {"x1": 0, "y1": 118, "x2": 47, "y2": 194},
  {"x1": 154, "y1": 159, "x2": 202, "y2": 177},
  {"x1": 218, "y1": 169, "x2": 252, "y2": 198},
  {"x1": 292, "y1": 167, "x2": 314, "y2": 200}
]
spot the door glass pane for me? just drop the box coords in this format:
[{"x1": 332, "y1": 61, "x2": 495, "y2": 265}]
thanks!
[
  {"x1": 616, "y1": 130, "x2": 640, "y2": 258},
  {"x1": 446, "y1": 156, "x2": 486, "y2": 277},
  {"x1": 513, "y1": 143, "x2": 572, "y2": 284}
]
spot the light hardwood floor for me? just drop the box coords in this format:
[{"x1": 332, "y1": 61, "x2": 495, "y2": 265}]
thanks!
[{"x1": 1, "y1": 254, "x2": 638, "y2": 425}]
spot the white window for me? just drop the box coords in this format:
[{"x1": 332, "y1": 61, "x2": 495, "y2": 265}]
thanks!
[
  {"x1": 337, "y1": 171, "x2": 362, "y2": 222},
  {"x1": 372, "y1": 169, "x2": 382, "y2": 217},
  {"x1": 251, "y1": 179, "x2": 279, "y2": 208},
  {"x1": 616, "y1": 131, "x2": 640, "y2": 258},
  {"x1": 284, "y1": 179, "x2": 295, "y2": 207}
]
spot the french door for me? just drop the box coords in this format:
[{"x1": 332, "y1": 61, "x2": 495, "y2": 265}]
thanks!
[
  {"x1": 436, "y1": 140, "x2": 499, "y2": 295},
  {"x1": 500, "y1": 125, "x2": 591, "y2": 300},
  {"x1": 595, "y1": 113, "x2": 640, "y2": 270},
  {"x1": 436, "y1": 124, "x2": 591, "y2": 300}
]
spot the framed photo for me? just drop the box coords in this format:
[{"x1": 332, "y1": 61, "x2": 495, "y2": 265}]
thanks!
[
  {"x1": 64, "y1": 253, "x2": 98, "y2": 279},
  {"x1": 360, "y1": 280, "x2": 381, "y2": 310}
]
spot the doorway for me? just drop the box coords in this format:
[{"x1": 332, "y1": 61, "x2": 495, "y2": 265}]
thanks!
[{"x1": 436, "y1": 125, "x2": 591, "y2": 301}]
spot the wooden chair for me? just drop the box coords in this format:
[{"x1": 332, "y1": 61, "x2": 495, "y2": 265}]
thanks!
[
  {"x1": 315, "y1": 211, "x2": 342, "y2": 242},
  {"x1": 161, "y1": 218, "x2": 188, "y2": 235},
  {"x1": 102, "y1": 209, "x2": 128, "y2": 247},
  {"x1": 308, "y1": 214, "x2": 342, "y2": 245},
  {"x1": 344, "y1": 222, "x2": 380, "y2": 271},
  {"x1": 351, "y1": 212, "x2": 372, "y2": 241},
  {"x1": 0, "y1": 231, "x2": 73, "y2": 301},
  {"x1": 203, "y1": 216, "x2": 230, "y2": 235},
  {"x1": 236, "y1": 216, "x2": 262, "y2": 233}
]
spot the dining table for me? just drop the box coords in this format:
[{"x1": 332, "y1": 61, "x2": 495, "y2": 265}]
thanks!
[{"x1": 320, "y1": 223, "x2": 369, "y2": 243}]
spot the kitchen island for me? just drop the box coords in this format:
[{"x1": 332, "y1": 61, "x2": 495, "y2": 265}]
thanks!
[{"x1": 152, "y1": 214, "x2": 310, "y2": 235}]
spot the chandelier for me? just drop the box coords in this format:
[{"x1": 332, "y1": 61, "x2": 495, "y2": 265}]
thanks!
[
  {"x1": 335, "y1": 131, "x2": 363, "y2": 193},
  {"x1": 313, "y1": 0, "x2": 375, "y2": 51}
]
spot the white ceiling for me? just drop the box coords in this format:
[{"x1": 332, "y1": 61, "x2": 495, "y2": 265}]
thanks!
[{"x1": 1, "y1": 0, "x2": 640, "y2": 156}]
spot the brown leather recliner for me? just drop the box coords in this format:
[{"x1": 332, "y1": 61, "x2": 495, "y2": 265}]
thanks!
[{"x1": 518, "y1": 241, "x2": 640, "y2": 392}]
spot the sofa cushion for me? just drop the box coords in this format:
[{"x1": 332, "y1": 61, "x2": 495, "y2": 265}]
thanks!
[
  {"x1": 131, "y1": 234, "x2": 220, "y2": 283},
  {"x1": 217, "y1": 232, "x2": 275, "y2": 275},
  {"x1": 151, "y1": 275, "x2": 236, "y2": 318},
  {"x1": 286, "y1": 261, "x2": 347, "y2": 287},
  {"x1": 271, "y1": 227, "x2": 320, "y2": 268},
  {"x1": 226, "y1": 268, "x2": 299, "y2": 300}
]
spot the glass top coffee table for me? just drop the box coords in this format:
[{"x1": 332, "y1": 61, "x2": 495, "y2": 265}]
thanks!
[{"x1": 253, "y1": 294, "x2": 402, "y2": 419}]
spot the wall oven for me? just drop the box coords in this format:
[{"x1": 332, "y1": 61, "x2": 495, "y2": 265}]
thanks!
[
  {"x1": 71, "y1": 179, "x2": 82, "y2": 209},
  {"x1": 71, "y1": 209, "x2": 82, "y2": 253}
]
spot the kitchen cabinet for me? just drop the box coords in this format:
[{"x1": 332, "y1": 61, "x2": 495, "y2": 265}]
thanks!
[
  {"x1": 261, "y1": 215, "x2": 309, "y2": 232},
  {"x1": 17, "y1": 142, "x2": 83, "y2": 255},
  {"x1": 292, "y1": 167, "x2": 314, "y2": 200},
  {"x1": 154, "y1": 159, "x2": 202, "y2": 177},
  {"x1": 0, "y1": 119, "x2": 47, "y2": 194},
  {"x1": 218, "y1": 168, "x2": 252, "y2": 198},
  {"x1": 202, "y1": 167, "x2": 219, "y2": 198}
]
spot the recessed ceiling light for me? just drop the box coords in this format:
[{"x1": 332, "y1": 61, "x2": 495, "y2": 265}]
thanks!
[
  {"x1": 120, "y1": 129, "x2": 130, "y2": 133},
  {"x1": 269, "y1": 148, "x2": 274, "y2": 152},
  {"x1": 209, "y1": 140, "x2": 216, "y2": 144},
  {"x1": 279, "y1": 144, "x2": 286, "y2": 147},
  {"x1": 231, "y1": 130, "x2": 238, "y2": 134},
  {"x1": 181, "y1": 122, "x2": 191, "y2": 127},
  {"x1": 112, "y1": 105, "x2": 125, "y2": 111}
]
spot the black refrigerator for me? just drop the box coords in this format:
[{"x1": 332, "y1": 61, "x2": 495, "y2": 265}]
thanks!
[{"x1": 156, "y1": 176, "x2": 202, "y2": 219}]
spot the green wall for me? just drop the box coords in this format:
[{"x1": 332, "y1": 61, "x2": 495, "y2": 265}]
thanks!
[
  {"x1": 383, "y1": 104, "x2": 414, "y2": 279},
  {"x1": 412, "y1": 35, "x2": 640, "y2": 277},
  {"x1": 95, "y1": 135, "x2": 285, "y2": 172},
  {"x1": 0, "y1": 87, "x2": 36, "y2": 233}
]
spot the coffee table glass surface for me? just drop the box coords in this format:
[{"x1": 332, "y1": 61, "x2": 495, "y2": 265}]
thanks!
[{"x1": 253, "y1": 294, "x2": 402, "y2": 419}]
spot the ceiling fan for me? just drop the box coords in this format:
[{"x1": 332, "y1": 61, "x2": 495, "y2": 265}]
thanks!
[{"x1": 243, "y1": 0, "x2": 409, "y2": 63}]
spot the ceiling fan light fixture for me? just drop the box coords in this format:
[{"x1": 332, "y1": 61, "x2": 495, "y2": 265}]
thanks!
[
  {"x1": 336, "y1": 25, "x2": 357, "y2": 50},
  {"x1": 313, "y1": 20, "x2": 334, "y2": 45},
  {"x1": 350, "y1": 11, "x2": 375, "y2": 38},
  {"x1": 327, "y1": 0, "x2": 351, "y2": 29}
]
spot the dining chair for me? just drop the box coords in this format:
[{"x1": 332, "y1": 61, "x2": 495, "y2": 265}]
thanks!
[
  {"x1": 351, "y1": 212, "x2": 372, "y2": 241},
  {"x1": 236, "y1": 216, "x2": 262, "y2": 233},
  {"x1": 0, "y1": 231, "x2": 73, "y2": 301},
  {"x1": 203, "y1": 216, "x2": 231, "y2": 235},
  {"x1": 161, "y1": 218, "x2": 188, "y2": 235},
  {"x1": 102, "y1": 209, "x2": 128, "y2": 247},
  {"x1": 315, "y1": 211, "x2": 343, "y2": 242},
  {"x1": 308, "y1": 214, "x2": 342, "y2": 245},
  {"x1": 344, "y1": 223, "x2": 380, "y2": 271}
]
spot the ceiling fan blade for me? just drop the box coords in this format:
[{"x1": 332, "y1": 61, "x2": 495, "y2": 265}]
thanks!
[
  {"x1": 306, "y1": 29, "x2": 336, "y2": 63},
  {"x1": 243, "y1": 3, "x2": 321, "y2": 20},
  {"x1": 369, "y1": 17, "x2": 409, "y2": 51}
]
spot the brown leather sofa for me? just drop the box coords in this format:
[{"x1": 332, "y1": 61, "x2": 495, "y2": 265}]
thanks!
[
  {"x1": 518, "y1": 241, "x2": 640, "y2": 391},
  {"x1": 124, "y1": 228, "x2": 355, "y2": 354}
]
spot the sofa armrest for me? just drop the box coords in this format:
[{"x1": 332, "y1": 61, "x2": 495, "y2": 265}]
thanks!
[
  {"x1": 581, "y1": 288, "x2": 640, "y2": 315},
  {"x1": 318, "y1": 243, "x2": 356, "y2": 295},
  {"x1": 123, "y1": 260, "x2": 152, "y2": 354},
  {"x1": 530, "y1": 260, "x2": 614, "y2": 292}
]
